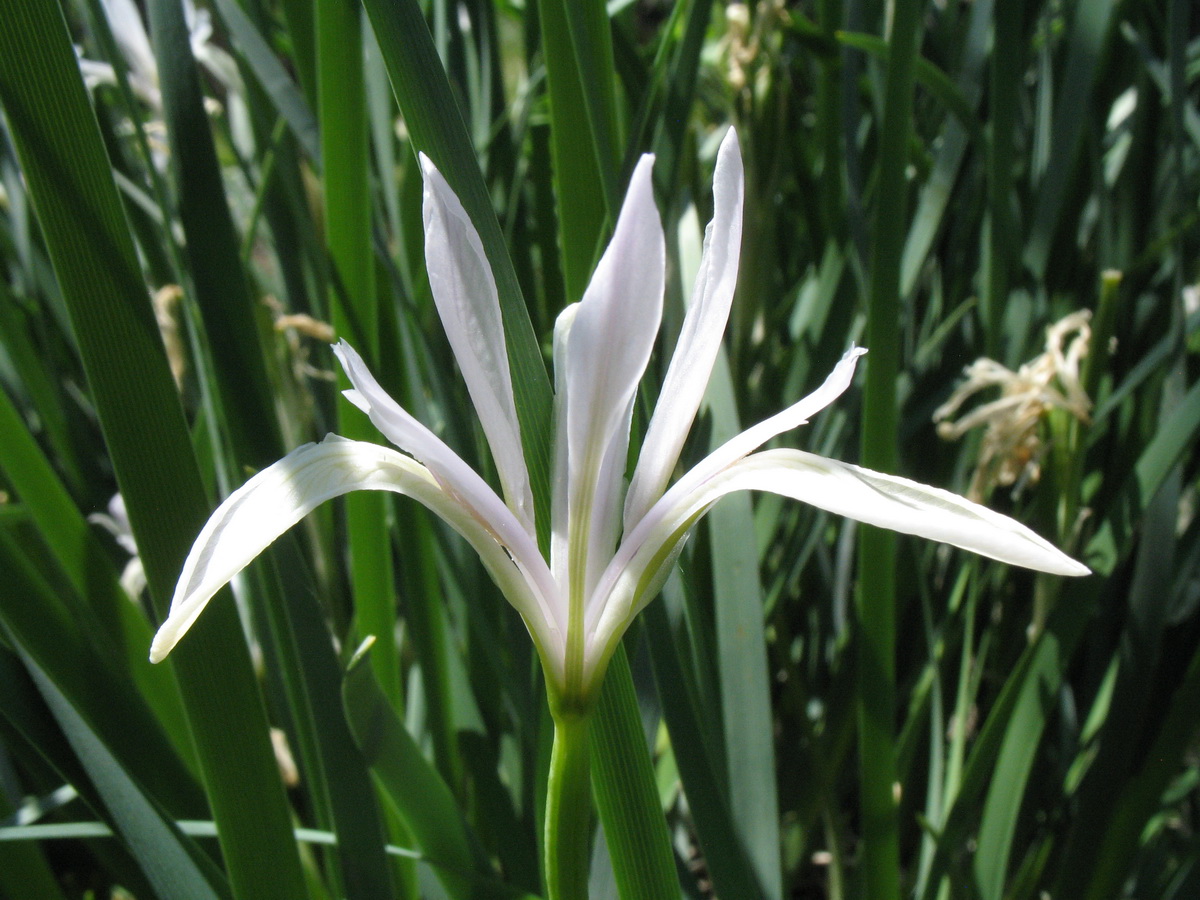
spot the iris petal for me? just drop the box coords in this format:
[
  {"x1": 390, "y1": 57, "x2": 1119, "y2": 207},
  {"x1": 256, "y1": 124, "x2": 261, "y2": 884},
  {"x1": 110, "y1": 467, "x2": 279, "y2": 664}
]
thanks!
[
  {"x1": 563, "y1": 155, "x2": 664, "y2": 600},
  {"x1": 421, "y1": 154, "x2": 535, "y2": 535},
  {"x1": 334, "y1": 343, "x2": 562, "y2": 634},
  {"x1": 625, "y1": 128, "x2": 745, "y2": 528},
  {"x1": 151, "y1": 437, "x2": 562, "y2": 671},
  {"x1": 586, "y1": 446, "x2": 1087, "y2": 682}
]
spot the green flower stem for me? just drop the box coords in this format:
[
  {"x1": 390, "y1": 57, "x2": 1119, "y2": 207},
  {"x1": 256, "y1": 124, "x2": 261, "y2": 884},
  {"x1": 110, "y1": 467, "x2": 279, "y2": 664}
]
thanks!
[{"x1": 545, "y1": 711, "x2": 594, "y2": 900}]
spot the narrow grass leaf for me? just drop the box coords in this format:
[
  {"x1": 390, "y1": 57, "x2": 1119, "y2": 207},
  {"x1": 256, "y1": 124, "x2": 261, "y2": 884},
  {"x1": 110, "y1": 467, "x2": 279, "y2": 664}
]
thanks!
[
  {"x1": 643, "y1": 594, "x2": 767, "y2": 899},
  {"x1": 21, "y1": 655, "x2": 228, "y2": 900},
  {"x1": 0, "y1": 5, "x2": 309, "y2": 896},
  {"x1": 1023, "y1": 0, "x2": 1121, "y2": 276},
  {"x1": 147, "y1": 0, "x2": 284, "y2": 470},
  {"x1": 210, "y1": 0, "x2": 320, "y2": 163},
  {"x1": 0, "y1": 535, "x2": 208, "y2": 823},
  {"x1": 590, "y1": 645, "x2": 679, "y2": 900},
  {"x1": 856, "y1": 3, "x2": 923, "y2": 899},
  {"x1": 0, "y1": 385, "x2": 193, "y2": 764},
  {"x1": 704, "y1": 349, "x2": 782, "y2": 900},
  {"x1": 536, "y1": 0, "x2": 614, "y2": 297},
  {"x1": 342, "y1": 642, "x2": 493, "y2": 900}
]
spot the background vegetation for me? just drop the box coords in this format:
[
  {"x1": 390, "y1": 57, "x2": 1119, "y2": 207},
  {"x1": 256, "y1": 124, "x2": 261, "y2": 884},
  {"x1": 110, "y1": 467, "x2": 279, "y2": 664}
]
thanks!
[{"x1": 0, "y1": 0, "x2": 1197, "y2": 898}]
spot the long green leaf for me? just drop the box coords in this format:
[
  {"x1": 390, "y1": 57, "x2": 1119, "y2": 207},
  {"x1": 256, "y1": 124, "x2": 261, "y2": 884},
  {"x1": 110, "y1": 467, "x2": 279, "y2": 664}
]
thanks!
[
  {"x1": 644, "y1": 595, "x2": 767, "y2": 900},
  {"x1": 0, "y1": 384, "x2": 193, "y2": 762},
  {"x1": 343, "y1": 641, "x2": 493, "y2": 900},
  {"x1": 211, "y1": 0, "x2": 321, "y2": 163},
  {"x1": 0, "y1": 4, "x2": 309, "y2": 897},
  {"x1": 0, "y1": 534, "x2": 207, "y2": 823},
  {"x1": 856, "y1": 3, "x2": 923, "y2": 899},
  {"x1": 589, "y1": 645, "x2": 679, "y2": 900},
  {"x1": 147, "y1": 0, "x2": 284, "y2": 471},
  {"x1": 535, "y1": 0, "x2": 613, "y2": 300},
  {"x1": 22, "y1": 654, "x2": 228, "y2": 900},
  {"x1": 704, "y1": 350, "x2": 781, "y2": 899},
  {"x1": 1023, "y1": 0, "x2": 1120, "y2": 276}
]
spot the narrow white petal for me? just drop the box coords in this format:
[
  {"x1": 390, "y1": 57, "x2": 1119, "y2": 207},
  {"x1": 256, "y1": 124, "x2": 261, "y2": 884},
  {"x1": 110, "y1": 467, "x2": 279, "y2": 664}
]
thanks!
[
  {"x1": 420, "y1": 154, "x2": 534, "y2": 536},
  {"x1": 150, "y1": 438, "x2": 563, "y2": 672},
  {"x1": 331, "y1": 342, "x2": 562, "y2": 633},
  {"x1": 584, "y1": 447, "x2": 1087, "y2": 682},
  {"x1": 708, "y1": 450, "x2": 1090, "y2": 577},
  {"x1": 582, "y1": 397, "x2": 634, "y2": 616},
  {"x1": 625, "y1": 128, "x2": 745, "y2": 528},
  {"x1": 550, "y1": 304, "x2": 578, "y2": 596},
  {"x1": 670, "y1": 345, "x2": 866, "y2": 502},
  {"x1": 564, "y1": 154, "x2": 664, "y2": 600},
  {"x1": 583, "y1": 346, "x2": 865, "y2": 669}
]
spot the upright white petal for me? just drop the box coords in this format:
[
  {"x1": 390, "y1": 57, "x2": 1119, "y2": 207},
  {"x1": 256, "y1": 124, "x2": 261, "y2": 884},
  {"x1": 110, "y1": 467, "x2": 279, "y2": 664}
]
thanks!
[
  {"x1": 625, "y1": 128, "x2": 745, "y2": 528},
  {"x1": 151, "y1": 437, "x2": 562, "y2": 673},
  {"x1": 550, "y1": 304, "x2": 578, "y2": 597},
  {"x1": 100, "y1": 0, "x2": 160, "y2": 106},
  {"x1": 564, "y1": 155, "x2": 665, "y2": 600},
  {"x1": 421, "y1": 154, "x2": 535, "y2": 536},
  {"x1": 332, "y1": 342, "x2": 562, "y2": 635},
  {"x1": 102, "y1": 0, "x2": 156, "y2": 82},
  {"x1": 581, "y1": 397, "x2": 635, "y2": 623}
]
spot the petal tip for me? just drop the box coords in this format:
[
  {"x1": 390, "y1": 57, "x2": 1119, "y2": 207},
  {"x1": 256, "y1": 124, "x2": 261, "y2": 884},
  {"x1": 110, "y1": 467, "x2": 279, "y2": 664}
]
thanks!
[
  {"x1": 331, "y1": 338, "x2": 352, "y2": 366},
  {"x1": 629, "y1": 153, "x2": 657, "y2": 190},
  {"x1": 719, "y1": 125, "x2": 741, "y2": 155},
  {"x1": 1062, "y1": 557, "x2": 1091, "y2": 577},
  {"x1": 148, "y1": 631, "x2": 173, "y2": 664}
]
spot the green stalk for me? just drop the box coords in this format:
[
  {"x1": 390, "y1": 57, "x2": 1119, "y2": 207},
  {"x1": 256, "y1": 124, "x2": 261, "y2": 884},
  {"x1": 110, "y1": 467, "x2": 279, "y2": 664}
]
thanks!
[
  {"x1": 536, "y1": 0, "x2": 614, "y2": 297},
  {"x1": 0, "y1": 5, "x2": 309, "y2": 896},
  {"x1": 316, "y1": 0, "x2": 398, "y2": 708},
  {"x1": 545, "y1": 712, "x2": 594, "y2": 900},
  {"x1": 856, "y1": 2, "x2": 922, "y2": 899}
]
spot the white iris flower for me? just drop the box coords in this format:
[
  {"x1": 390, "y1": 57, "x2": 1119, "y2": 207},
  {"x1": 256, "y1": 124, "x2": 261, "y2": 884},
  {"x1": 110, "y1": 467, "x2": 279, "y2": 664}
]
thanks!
[{"x1": 149, "y1": 131, "x2": 1086, "y2": 705}]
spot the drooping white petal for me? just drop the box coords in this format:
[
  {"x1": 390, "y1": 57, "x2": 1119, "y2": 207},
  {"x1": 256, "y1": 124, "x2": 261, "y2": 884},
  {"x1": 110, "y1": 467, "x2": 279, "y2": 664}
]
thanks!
[
  {"x1": 740, "y1": 451, "x2": 1090, "y2": 575},
  {"x1": 150, "y1": 437, "x2": 562, "y2": 674},
  {"x1": 585, "y1": 446, "x2": 1088, "y2": 680},
  {"x1": 421, "y1": 154, "x2": 535, "y2": 536},
  {"x1": 625, "y1": 128, "x2": 745, "y2": 528},
  {"x1": 564, "y1": 155, "x2": 665, "y2": 600},
  {"x1": 332, "y1": 341, "x2": 562, "y2": 635}
]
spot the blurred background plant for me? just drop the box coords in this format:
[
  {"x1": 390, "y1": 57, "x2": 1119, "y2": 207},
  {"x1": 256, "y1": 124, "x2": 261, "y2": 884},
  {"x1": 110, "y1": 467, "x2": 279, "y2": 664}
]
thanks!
[{"x1": 0, "y1": 1, "x2": 1197, "y2": 899}]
